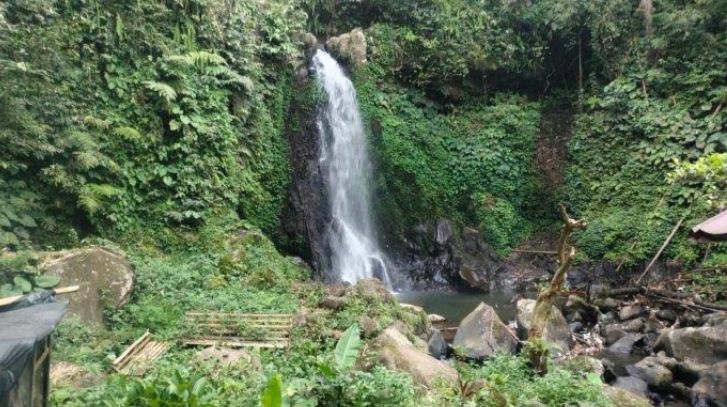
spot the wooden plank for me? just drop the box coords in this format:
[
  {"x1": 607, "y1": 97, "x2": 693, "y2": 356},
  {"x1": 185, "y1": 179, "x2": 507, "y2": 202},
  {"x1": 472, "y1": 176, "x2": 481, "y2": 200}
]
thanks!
[
  {"x1": 182, "y1": 339, "x2": 289, "y2": 349},
  {"x1": 112, "y1": 331, "x2": 151, "y2": 367}
]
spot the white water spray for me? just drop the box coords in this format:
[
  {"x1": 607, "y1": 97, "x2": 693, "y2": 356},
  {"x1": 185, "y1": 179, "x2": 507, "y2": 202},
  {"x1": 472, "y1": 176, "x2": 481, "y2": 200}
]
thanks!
[{"x1": 312, "y1": 49, "x2": 392, "y2": 286}]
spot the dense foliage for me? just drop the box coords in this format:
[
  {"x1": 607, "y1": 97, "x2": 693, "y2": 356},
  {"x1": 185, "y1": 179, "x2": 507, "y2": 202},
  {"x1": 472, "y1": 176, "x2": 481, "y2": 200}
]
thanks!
[{"x1": 0, "y1": 0, "x2": 304, "y2": 248}]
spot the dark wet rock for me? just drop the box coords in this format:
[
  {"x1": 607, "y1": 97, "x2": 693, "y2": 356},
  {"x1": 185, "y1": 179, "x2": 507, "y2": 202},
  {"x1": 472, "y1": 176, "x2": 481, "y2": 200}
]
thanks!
[
  {"x1": 428, "y1": 329, "x2": 448, "y2": 359},
  {"x1": 603, "y1": 324, "x2": 627, "y2": 346},
  {"x1": 656, "y1": 308, "x2": 678, "y2": 324},
  {"x1": 453, "y1": 302, "x2": 518, "y2": 359},
  {"x1": 375, "y1": 327, "x2": 458, "y2": 387},
  {"x1": 427, "y1": 313, "x2": 446, "y2": 327},
  {"x1": 623, "y1": 318, "x2": 645, "y2": 333},
  {"x1": 629, "y1": 356, "x2": 673, "y2": 388},
  {"x1": 609, "y1": 333, "x2": 644, "y2": 354},
  {"x1": 602, "y1": 358, "x2": 618, "y2": 382},
  {"x1": 399, "y1": 219, "x2": 505, "y2": 291},
  {"x1": 41, "y1": 246, "x2": 135, "y2": 326},
  {"x1": 692, "y1": 360, "x2": 727, "y2": 407},
  {"x1": 516, "y1": 299, "x2": 570, "y2": 354},
  {"x1": 569, "y1": 321, "x2": 584, "y2": 333},
  {"x1": 655, "y1": 321, "x2": 727, "y2": 365},
  {"x1": 614, "y1": 376, "x2": 649, "y2": 397},
  {"x1": 600, "y1": 311, "x2": 618, "y2": 325},
  {"x1": 619, "y1": 304, "x2": 645, "y2": 321},
  {"x1": 596, "y1": 297, "x2": 620, "y2": 312}
]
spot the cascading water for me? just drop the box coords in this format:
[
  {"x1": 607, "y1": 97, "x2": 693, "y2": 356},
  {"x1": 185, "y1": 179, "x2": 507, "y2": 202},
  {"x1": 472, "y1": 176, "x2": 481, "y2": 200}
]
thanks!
[{"x1": 311, "y1": 49, "x2": 392, "y2": 287}]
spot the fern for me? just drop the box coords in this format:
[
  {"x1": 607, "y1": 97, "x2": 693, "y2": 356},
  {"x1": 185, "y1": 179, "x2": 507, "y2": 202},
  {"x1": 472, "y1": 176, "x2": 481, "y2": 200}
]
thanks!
[
  {"x1": 143, "y1": 80, "x2": 177, "y2": 102},
  {"x1": 334, "y1": 324, "x2": 362, "y2": 371},
  {"x1": 79, "y1": 183, "x2": 121, "y2": 214},
  {"x1": 113, "y1": 126, "x2": 142, "y2": 141}
]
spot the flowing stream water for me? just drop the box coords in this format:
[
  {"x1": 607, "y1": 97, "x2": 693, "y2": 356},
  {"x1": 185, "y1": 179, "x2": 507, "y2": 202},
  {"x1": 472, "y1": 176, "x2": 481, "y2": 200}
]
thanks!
[{"x1": 312, "y1": 50, "x2": 392, "y2": 286}]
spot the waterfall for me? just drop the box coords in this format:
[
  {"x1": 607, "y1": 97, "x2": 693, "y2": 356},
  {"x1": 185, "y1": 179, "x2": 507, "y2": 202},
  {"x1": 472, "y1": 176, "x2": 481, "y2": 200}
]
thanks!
[{"x1": 311, "y1": 49, "x2": 392, "y2": 287}]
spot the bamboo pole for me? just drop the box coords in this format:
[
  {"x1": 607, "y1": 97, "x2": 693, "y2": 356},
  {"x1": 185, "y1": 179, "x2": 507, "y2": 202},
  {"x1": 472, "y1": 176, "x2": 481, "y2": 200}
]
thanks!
[
  {"x1": 635, "y1": 217, "x2": 685, "y2": 284},
  {"x1": 0, "y1": 285, "x2": 80, "y2": 307}
]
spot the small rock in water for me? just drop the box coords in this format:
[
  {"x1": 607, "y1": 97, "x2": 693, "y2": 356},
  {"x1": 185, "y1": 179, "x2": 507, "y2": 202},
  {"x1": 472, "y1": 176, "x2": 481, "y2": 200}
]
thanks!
[
  {"x1": 608, "y1": 333, "x2": 644, "y2": 354},
  {"x1": 619, "y1": 304, "x2": 645, "y2": 321},
  {"x1": 623, "y1": 318, "x2": 645, "y2": 333},
  {"x1": 427, "y1": 329, "x2": 448, "y2": 359},
  {"x1": 656, "y1": 308, "x2": 677, "y2": 324},
  {"x1": 596, "y1": 297, "x2": 620, "y2": 312},
  {"x1": 427, "y1": 313, "x2": 446, "y2": 325},
  {"x1": 603, "y1": 324, "x2": 627, "y2": 346}
]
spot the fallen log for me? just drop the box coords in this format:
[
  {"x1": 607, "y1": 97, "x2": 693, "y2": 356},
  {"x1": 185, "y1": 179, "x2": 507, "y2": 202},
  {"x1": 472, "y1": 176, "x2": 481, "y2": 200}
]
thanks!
[{"x1": 601, "y1": 286, "x2": 727, "y2": 312}]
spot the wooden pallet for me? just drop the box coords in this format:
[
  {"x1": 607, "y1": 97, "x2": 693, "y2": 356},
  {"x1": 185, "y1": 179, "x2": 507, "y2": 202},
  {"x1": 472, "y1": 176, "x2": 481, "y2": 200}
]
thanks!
[
  {"x1": 112, "y1": 331, "x2": 170, "y2": 376},
  {"x1": 182, "y1": 312, "x2": 294, "y2": 349}
]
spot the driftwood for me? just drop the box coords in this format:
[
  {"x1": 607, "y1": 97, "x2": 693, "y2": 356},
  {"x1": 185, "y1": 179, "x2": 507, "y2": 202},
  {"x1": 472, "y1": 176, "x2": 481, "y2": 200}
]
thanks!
[
  {"x1": 635, "y1": 216, "x2": 685, "y2": 284},
  {"x1": 528, "y1": 205, "x2": 587, "y2": 340},
  {"x1": 603, "y1": 287, "x2": 727, "y2": 312}
]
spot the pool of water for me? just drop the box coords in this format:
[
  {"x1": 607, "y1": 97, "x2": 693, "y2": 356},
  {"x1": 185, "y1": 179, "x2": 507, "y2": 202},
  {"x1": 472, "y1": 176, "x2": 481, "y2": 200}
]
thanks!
[{"x1": 396, "y1": 290, "x2": 519, "y2": 326}]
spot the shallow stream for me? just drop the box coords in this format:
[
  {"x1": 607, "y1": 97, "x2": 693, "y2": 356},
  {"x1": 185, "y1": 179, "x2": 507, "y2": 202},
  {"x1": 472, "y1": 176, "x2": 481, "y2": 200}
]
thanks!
[{"x1": 396, "y1": 290, "x2": 518, "y2": 326}]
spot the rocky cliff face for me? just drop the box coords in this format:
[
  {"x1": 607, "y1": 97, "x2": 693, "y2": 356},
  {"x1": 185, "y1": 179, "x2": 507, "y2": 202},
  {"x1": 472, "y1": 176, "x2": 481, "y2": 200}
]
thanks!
[
  {"x1": 397, "y1": 218, "x2": 506, "y2": 291},
  {"x1": 280, "y1": 64, "x2": 330, "y2": 274}
]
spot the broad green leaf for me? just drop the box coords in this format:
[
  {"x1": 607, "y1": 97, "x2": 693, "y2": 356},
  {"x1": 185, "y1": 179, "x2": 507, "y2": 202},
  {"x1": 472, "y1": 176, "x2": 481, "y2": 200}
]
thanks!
[
  {"x1": 334, "y1": 324, "x2": 361, "y2": 371},
  {"x1": 34, "y1": 274, "x2": 61, "y2": 289},
  {"x1": 260, "y1": 374, "x2": 287, "y2": 407},
  {"x1": 13, "y1": 276, "x2": 32, "y2": 293}
]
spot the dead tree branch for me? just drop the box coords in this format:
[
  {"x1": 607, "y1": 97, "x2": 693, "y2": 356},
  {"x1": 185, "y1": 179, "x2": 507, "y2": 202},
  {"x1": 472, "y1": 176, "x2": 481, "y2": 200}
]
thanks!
[{"x1": 529, "y1": 205, "x2": 586, "y2": 340}]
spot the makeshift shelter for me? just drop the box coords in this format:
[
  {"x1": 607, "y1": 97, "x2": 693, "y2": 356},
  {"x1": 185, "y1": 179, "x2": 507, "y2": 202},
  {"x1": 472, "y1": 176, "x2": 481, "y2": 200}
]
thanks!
[
  {"x1": 691, "y1": 209, "x2": 727, "y2": 242},
  {"x1": 0, "y1": 291, "x2": 67, "y2": 407}
]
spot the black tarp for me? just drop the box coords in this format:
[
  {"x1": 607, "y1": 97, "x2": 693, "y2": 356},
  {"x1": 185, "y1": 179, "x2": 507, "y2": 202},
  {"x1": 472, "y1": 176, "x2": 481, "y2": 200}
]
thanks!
[{"x1": 0, "y1": 292, "x2": 66, "y2": 396}]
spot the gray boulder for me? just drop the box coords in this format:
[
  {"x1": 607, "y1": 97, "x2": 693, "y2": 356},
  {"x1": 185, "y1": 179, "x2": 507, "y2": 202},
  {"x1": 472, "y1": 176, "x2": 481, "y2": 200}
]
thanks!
[
  {"x1": 619, "y1": 304, "x2": 645, "y2": 321},
  {"x1": 453, "y1": 302, "x2": 518, "y2": 359},
  {"x1": 603, "y1": 324, "x2": 627, "y2": 346},
  {"x1": 692, "y1": 360, "x2": 727, "y2": 407},
  {"x1": 516, "y1": 299, "x2": 571, "y2": 354},
  {"x1": 608, "y1": 333, "x2": 644, "y2": 354},
  {"x1": 629, "y1": 356, "x2": 673, "y2": 388},
  {"x1": 41, "y1": 246, "x2": 134, "y2": 326},
  {"x1": 375, "y1": 327, "x2": 458, "y2": 388},
  {"x1": 655, "y1": 322, "x2": 727, "y2": 365},
  {"x1": 427, "y1": 329, "x2": 448, "y2": 359},
  {"x1": 614, "y1": 376, "x2": 649, "y2": 398}
]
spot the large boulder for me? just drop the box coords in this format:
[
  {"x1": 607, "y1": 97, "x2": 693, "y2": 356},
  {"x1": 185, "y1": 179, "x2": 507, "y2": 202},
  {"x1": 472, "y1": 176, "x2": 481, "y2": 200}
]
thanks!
[
  {"x1": 516, "y1": 299, "x2": 571, "y2": 354},
  {"x1": 325, "y1": 28, "x2": 367, "y2": 68},
  {"x1": 629, "y1": 356, "x2": 673, "y2": 388},
  {"x1": 453, "y1": 302, "x2": 518, "y2": 359},
  {"x1": 375, "y1": 327, "x2": 458, "y2": 388},
  {"x1": 41, "y1": 246, "x2": 134, "y2": 325},
  {"x1": 692, "y1": 360, "x2": 727, "y2": 407},
  {"x1": 655, "y1": 321, "x2": 727, "y2": 365}
]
